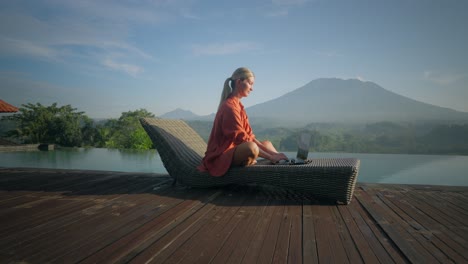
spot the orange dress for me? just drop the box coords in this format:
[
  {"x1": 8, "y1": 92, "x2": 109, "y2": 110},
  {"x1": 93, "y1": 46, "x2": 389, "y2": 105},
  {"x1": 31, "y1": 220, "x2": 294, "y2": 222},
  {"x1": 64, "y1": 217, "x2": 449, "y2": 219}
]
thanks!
[{"x1": 198, "y1": 96, "x2": 255, "y2": 176}]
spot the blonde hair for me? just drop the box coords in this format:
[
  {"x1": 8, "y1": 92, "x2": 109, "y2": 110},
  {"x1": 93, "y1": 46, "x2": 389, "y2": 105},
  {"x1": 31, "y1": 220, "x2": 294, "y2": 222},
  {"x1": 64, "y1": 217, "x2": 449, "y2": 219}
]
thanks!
[{"x1": 218, "y1": 67, "x2": 255, "y2": 110}]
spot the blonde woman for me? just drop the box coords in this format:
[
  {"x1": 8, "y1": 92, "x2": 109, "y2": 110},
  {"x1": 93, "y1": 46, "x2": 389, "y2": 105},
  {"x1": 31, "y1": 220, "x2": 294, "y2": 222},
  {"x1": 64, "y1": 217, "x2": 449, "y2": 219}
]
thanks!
[{"x1": 198, "y1": 67, "x2": 288, "y2": 176}]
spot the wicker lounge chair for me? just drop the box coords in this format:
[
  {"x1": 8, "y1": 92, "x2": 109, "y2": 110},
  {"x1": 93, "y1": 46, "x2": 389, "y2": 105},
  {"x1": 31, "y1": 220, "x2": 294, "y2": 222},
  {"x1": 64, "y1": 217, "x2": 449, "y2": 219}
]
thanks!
[{"x1": 140, "y1": 118, "x2": 360, "y2": 204}]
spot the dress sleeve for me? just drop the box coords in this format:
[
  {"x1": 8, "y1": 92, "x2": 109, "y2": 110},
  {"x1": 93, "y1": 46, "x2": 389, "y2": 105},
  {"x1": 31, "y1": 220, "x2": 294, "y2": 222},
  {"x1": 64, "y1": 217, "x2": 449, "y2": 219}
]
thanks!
[{"x1": 221, "y1": 103, "x2": 254, "y2": 145}]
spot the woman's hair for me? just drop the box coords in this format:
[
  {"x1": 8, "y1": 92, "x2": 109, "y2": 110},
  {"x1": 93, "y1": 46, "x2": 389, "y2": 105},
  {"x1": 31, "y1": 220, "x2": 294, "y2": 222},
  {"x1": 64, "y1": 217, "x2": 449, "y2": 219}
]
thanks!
[{"x1": 218, "y1": 67, "x2": 255, "y2": 110}]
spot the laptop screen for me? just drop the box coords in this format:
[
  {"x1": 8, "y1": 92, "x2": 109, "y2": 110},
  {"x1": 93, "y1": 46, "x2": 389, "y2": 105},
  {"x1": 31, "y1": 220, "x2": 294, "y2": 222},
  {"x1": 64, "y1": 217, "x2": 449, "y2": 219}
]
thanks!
[{"x1": 296, "y1": 131, "x2": 311, "y2": 161}]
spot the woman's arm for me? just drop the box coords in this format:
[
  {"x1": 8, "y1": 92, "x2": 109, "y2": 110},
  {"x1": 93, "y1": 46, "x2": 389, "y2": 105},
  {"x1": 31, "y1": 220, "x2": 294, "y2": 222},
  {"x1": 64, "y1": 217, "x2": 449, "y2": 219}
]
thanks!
[{"x1": 254, "y1": 138, "x2": 288, "y2": 163}]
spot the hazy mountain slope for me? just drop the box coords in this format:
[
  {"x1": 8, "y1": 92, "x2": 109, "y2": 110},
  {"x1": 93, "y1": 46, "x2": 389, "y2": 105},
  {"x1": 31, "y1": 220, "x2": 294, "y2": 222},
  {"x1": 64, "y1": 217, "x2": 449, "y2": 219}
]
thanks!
[
  {"x1": 159, "y1": 108, "x2": 199, "y2": 120},
  {"x1": 246, "y1": 78, "x2": 468, "y2": 125},
  {"x1": 160, "y1": 78, "x2": 468, "y2": 126}
]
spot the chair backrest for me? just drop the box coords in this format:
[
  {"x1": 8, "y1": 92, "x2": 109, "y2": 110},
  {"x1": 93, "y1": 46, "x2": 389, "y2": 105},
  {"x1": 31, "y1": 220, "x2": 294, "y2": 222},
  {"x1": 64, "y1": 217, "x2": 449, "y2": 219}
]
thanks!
[{"x1": 140, "y1": 118, "x2": 207, "y2": 174}]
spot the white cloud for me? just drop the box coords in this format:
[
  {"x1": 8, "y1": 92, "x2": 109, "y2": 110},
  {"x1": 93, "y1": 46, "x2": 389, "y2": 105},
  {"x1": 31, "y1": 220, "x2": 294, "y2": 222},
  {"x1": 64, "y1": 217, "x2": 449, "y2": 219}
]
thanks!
[
  {"x1": 45, "y1": 0, "x2": 164, "y2": 24},
  {"x1": 192, "y1": 42, "x2": 260, "y2": 56},
  {"x1": 0, "y1": 37, "x2": 57, "y2": 59},
  {"x1": 356, "y1": 76, "x2": 367, "y2": 82},
  {"x1": 423, "y1": 71, "x2": 464, "y2": 86},
  {"x1": 0, "y1": 2, "x2": 158, "y2": 76},
  {"x1": 102, "y1": 58, "x2": 143, "y2": 77}
]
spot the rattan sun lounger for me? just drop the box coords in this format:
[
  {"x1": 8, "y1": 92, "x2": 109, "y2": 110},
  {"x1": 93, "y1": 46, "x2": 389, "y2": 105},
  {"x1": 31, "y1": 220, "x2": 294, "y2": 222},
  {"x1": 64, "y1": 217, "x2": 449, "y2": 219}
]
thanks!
[{"x1": 140, "y1": 117, "x2": 360, "y2": 204}]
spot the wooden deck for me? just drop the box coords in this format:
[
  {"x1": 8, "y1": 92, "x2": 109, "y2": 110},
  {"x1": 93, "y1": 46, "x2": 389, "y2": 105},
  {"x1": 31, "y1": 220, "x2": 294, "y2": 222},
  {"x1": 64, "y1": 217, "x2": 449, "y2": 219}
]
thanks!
[{"x1": 0, "y1": 168, "x2": 467, "y2": 263}]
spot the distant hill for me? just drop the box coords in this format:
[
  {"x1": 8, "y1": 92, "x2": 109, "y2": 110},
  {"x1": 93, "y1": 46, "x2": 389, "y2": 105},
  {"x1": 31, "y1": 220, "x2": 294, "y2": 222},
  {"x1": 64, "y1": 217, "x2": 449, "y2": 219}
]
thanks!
[
  {"x1": 160, "y1": 78, "x2": 468, "y2": 126},
  {"x1": 246, "y1": 78, "x2": 468, "y2": 126},
  {"x1": 159, "y1": 108, "x2": 200, "y2": 120}
]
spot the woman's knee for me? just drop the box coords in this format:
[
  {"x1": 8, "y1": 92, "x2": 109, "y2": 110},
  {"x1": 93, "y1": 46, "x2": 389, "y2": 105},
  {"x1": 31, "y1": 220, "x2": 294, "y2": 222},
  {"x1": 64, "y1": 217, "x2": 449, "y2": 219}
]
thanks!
[
  {"x1": 232, "y1": 141, "x2": 259, "y2": 166},
  {"x1": 243, "y1": 141, "x2": 259, "y2": 157}
]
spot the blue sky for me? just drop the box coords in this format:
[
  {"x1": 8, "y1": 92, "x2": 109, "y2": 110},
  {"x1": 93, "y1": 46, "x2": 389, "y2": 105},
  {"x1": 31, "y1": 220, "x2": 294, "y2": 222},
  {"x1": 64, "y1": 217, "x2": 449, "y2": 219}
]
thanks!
[{"x1": 1, "y1": 0, "x2": 467, "y2": 118}]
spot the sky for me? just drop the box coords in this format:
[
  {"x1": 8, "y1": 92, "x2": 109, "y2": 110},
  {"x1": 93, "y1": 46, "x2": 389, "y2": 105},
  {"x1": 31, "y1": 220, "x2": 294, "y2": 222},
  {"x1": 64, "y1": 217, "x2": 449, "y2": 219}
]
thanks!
[{"x1": 1, "y1": 0, "x2": 467, "y2": 118}]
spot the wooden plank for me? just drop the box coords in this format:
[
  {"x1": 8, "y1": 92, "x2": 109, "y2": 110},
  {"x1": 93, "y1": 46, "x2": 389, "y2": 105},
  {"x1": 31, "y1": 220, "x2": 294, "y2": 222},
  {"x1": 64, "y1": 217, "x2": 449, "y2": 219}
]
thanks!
[
  {"x1": 1, "y1": 179, "x2": 171, "y2": 257},
  {"x1": 46, "y1": 193, "x2": 178, "y2": 263},
  {"x1": 3, "y1": 178, "x2": 172, "y2": 262},
  {"x1": 350, "y1": 197, "x2": 393, "y2": 263},
  {"x1": 1, "y1": 169, "x2": 468, "y2": 264},
  {"x1": 345, "y1": 195, "x2": 407, "y2": 264},
  {"x1": 75, "y1": 189, "x2": 214, "y2": 264},
  {"x1": 337, "y1": 204, "x2": 380, "y2": 263},
  {"x1": 379, "y1": 190, "x2": 468, "y2": 262},
  {"x1": 270, "y1": 203, "x2": 292, "y2": 264},
  {"x1": 286, "y1": 203, "x2": 302, "y2": 264},
  {"x1": 129, "y1": 190, "x2": 235, "y2": 264},
  {"x1": 160, "y1": 190, "x2": 247, "y2": 264},
  {"x1": 6, "y1": 192, "x2": 167, "y2": 263},
  {"x1": 129, "y1": 199, "x2": 222, "y2": 263},
  {"x1": 405, "y1": 190, "x2": 468, "y2": 239},
  {"x1": 191, "y1": 191, "x2": 261, "y2": 264},
  {"x1": 435, "y1": 191, "x2": 468, "y2": 217},
  {"x1": 224, "y1": 197, "x2": 270, "y2": 264},
  {"x1": 348, "y1": 191, "x2": 407, "y2": 264},
  {"x1": 122, "y1": 189, "x2": 225, "y2": 264},
  {"x1": 201, "y1": 190, "x2": 268, "y2": 264},
  {"x1": 329, "y1": 205, "x2": 364, "y2": 264},
  {"x1": 354, "y1": 188, "x2": 438, "y2": 263},
  {"x1": 239, "y1": 199, "x2": 280, "y2": 264},
  {"x1": 313, "y1": 205, "x2": 349, "y2": 263},
  {"x1": 0, "y1": 197, "x2": 92, "y2": 238},
  {"x1": 302, "y1": 201, "x2": 318, "y2": 264},
  {"x1": 256, "y1": 200, "x2": 285, "y2": 264},
  {"x1": 364, "y1": 187, "x2": 456, "y2": 263}
]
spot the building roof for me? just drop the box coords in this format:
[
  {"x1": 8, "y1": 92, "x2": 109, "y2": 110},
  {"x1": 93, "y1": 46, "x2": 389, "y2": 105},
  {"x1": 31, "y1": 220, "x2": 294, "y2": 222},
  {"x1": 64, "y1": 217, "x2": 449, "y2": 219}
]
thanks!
[{"x1": 0, "y1": 100, "x2": 19, "y2": 113}]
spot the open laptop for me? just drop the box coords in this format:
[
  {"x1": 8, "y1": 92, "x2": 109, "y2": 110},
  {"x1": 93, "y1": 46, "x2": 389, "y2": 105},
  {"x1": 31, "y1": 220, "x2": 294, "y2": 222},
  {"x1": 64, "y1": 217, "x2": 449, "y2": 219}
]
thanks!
[{"x1": 276, "y1": 132, "x2": 312, "y2": 165}]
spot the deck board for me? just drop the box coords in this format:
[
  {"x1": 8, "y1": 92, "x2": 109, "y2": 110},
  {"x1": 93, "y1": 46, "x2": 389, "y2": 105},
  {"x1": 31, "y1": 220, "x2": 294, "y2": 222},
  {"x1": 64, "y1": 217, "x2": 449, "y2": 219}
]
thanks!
[{"x1": 0, "y1": 167, "x2": 467, "y2": 263}]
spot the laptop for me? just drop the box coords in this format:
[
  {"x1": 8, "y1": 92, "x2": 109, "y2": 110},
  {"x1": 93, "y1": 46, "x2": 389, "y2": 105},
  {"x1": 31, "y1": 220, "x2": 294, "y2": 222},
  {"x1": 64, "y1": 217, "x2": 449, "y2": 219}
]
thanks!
[{"x1": 276, "y1": 132, "x2": 312, "y2": 165}]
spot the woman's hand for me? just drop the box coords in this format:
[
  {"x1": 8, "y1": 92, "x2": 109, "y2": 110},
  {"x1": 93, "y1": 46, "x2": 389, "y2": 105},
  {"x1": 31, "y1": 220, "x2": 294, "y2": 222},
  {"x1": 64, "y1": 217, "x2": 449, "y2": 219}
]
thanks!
[{"x1": 270, "y1": 152, "x2": 289, "y2": 163}]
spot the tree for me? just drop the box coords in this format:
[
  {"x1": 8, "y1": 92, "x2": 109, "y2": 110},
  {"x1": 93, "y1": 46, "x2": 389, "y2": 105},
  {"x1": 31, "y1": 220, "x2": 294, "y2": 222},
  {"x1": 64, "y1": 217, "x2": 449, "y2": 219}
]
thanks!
[
  {"x1": 98, "y1": 109, "x2": 155, "y2": 150},
  {"x1": 3, "y1": 103, "x2": 90, "y2": 147}
]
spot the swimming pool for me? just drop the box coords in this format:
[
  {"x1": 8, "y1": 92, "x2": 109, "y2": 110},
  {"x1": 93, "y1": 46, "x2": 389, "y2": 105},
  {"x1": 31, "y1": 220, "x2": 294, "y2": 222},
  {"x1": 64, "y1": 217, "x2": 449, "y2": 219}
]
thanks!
[{"x1": 0, "y1": 148, "x2": 466, "y2": 186}]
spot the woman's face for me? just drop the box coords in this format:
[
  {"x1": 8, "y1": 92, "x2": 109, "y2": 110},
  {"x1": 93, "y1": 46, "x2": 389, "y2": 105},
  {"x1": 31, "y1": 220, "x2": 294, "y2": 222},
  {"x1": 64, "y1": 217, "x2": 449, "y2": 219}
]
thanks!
[{"x1": 235, "y1": 77, "x2": 255, "y2": 98}]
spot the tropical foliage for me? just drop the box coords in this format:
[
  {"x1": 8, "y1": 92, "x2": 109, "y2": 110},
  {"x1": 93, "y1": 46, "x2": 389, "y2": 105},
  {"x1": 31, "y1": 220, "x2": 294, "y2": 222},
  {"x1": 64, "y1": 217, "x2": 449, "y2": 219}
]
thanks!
[
  {"x1": 98, "y1": 109, "x2": 154, "y2": 150},
  {"x1": 2, "y1": 103, "x2": 94, "y2": 147},
  {"x1": 2, "y1": 102, "x2": 468, "y2": 154},
  {"x1": 188, "y1": 121, "x2": 468, "y2": 155},
  {"x1": 1, "y1": 103, "x2": 154, "y2": 150}
]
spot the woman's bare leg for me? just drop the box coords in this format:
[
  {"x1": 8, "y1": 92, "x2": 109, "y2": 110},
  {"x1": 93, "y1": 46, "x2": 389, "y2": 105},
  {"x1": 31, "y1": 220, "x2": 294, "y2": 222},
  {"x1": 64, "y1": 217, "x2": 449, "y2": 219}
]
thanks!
[{"x1": 232, "y1": 141, "x2": 259, "y2": 166}]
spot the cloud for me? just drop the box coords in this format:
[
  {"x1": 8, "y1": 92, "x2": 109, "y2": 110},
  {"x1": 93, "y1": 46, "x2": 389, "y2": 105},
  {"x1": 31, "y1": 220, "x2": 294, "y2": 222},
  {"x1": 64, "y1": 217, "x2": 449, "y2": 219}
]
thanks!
[
  {"x1": 192, "y1": 42, "x2": 260, "y2": 56},
  {"x1": 44, "y1": 0, "x2": 163, "y2": 24},
  {"x1": 0, "y1": 2, "x2": 158, "y2": 76},
  {"x1": 0, "y1": 37, "x2": 57, "y2": 59},
  {"x1": 102, "y1": 58, "x2": 143, "y2": 77},
  {"x1": 423, "y1": 71, "x2": 464, "y2": 86},
  {"x1": 356, "y1": 76, "x2": 367, "y2": 82}
]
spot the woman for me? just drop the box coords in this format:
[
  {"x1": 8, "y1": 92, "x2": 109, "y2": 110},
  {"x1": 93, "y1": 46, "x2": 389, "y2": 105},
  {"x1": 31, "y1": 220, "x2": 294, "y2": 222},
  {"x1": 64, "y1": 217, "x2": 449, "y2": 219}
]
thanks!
[{"x1": 198, "y1": 67, "x2": 288, "y2": 177}]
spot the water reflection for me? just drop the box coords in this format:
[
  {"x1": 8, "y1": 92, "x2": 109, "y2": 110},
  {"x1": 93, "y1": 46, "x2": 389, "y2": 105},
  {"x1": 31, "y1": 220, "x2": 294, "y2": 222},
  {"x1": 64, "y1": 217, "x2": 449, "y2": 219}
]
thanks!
[
  {"x1": 304, "y1": 152, "x2": 465, "y2": 186},
  {"x1": 0, "y1": 149, "x2": 466, "y2": 186},
  {"x1": 0, "y1": 147, "x2": 165, "y2": 173}
]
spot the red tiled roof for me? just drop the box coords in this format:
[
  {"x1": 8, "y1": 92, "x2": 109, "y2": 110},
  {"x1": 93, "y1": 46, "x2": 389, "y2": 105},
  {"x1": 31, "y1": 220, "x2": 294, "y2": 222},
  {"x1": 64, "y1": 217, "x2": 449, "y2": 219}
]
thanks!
[{"x1": 0, "y1": 100, "x2": 19, "y2": 113}]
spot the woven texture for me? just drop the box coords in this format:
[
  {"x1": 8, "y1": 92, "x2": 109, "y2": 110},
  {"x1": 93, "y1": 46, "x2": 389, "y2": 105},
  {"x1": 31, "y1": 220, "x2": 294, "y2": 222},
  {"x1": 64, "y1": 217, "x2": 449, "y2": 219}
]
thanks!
[{"x1": 140, "y1": 117, "x2": 360, "y2": 204}]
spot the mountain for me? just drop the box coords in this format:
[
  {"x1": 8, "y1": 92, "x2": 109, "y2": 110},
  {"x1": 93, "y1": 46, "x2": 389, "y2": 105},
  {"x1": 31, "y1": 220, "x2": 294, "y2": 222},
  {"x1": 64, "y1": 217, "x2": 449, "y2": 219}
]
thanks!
[
  {"x1": 159, "y1": 108, "x2": 200, "y2": 120},
  {"x1": 245, "y1": 78, "x2": 468, "y2": 126},
  {"x1": 160, "y1": 78, "x2": 468, "y2": 126}
]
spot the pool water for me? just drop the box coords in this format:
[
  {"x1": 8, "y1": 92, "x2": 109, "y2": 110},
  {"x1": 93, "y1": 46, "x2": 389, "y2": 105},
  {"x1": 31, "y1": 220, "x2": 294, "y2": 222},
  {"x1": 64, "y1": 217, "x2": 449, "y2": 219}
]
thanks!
[{"x1": 0, "y1": 148, "x2": 467, "y2": 186}]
